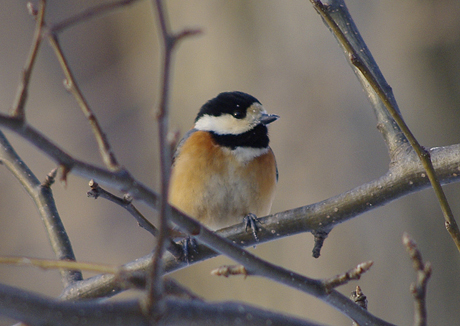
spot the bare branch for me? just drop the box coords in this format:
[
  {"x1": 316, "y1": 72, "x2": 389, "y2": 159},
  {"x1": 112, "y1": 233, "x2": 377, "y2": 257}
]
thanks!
[
  {"x1": 87, "y1": 180, "x2": 184, "y2": 258},
  {"x1": 403, "y1": 233, "x2": 432, "y2": 326},
  {"x1": 312, "y1": 229, "x2": 330, "y2": 258},
  {"x1": 144, "y1": 0, "x2": 202, "y2": 316},
  {"x1": 0, "y1": 112, "x2": 458, "y2": 323},
  {"x1": 211, "y1": 265, "x2": 249, "y2": 278},
  {"x1": 0, "y1": 130, "x2": 81, "y2": 286},
  {"x1": 0, "y1": 256, "x2": 118, "y2": 274},
  {"x1": 322, "y1": 261, "x2": 373, "y2": 292},
  {"x1": 23, "y1": 2, "x2": 121, "y2": 171},
  {"x1": 49, "y1": 34, "x2": 121, "y2": 171},
  {"x1": 51, "y1": 0, "x2": 141, "y2": 34},
  {"x1": 310, "y1": 0, "x2": 460, "y2": 253},
  {"x1": 88, "y1": 180, "x2": 157, "y2": 236},
  {"x1": 144, "y1": 0, "x2": 174, "y2": 315},
  {"x1": 10, "y1": 0, "x2": 46, "y2": 119},
  {"x1": 0, "y1": 282, "x2": 328, "y2": 326}
]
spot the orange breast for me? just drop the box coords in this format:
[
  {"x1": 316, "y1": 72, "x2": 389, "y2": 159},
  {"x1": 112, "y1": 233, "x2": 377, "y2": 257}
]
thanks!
[{"x1": 169, "y1": 131, "x2": 276, "y2": 230}]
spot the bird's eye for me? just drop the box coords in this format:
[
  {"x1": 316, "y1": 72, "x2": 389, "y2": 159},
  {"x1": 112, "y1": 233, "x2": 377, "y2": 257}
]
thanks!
[{"x1": 232, "y1": 111, "x2": 245, "y2": 119}]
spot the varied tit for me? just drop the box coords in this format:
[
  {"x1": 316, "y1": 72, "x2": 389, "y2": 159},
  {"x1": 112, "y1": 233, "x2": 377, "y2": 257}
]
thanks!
[{"x1": 169, "y1": 91, "x2": 279, "y2": 235}]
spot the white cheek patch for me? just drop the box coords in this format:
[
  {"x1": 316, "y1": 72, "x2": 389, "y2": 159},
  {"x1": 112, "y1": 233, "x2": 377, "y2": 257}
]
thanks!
[{"x1": 194, "y1": 114, "x2": 253, "y2": 135}]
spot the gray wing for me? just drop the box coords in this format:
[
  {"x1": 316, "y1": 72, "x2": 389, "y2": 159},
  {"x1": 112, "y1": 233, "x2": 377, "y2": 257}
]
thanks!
[{"x1": 172, "y1": 128, "x2": 197, "y2": 167}]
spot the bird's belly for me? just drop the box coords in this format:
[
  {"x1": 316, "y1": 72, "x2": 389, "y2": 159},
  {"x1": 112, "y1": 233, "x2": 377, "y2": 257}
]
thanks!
[
  {"x1": 169, "y1": 131, "x2": 276, "y2": 231},
  {"x1": 198, "y1": 172, "x2": 256, "y2": 229}
]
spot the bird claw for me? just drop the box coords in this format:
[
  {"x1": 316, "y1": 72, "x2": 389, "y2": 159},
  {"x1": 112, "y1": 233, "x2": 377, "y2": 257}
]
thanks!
[
  {"x1": 244, "y1": 213, "x2": 263, "y2": 242},
  {"x1": 180, "y1": 237, "x2": 198, "y2": 263}
]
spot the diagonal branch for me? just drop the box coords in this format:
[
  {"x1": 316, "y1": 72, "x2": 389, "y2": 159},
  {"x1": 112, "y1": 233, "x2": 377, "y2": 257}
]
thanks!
[
  {"x1": 310, "y1": 0, "x2": 460, "y2": 253},
  {"x1": 10, "y1": 0, "x2": 46, "y2": 120},
  {"x1": 0, "y1": 131, "x2": 82, "y2": 287},
  {"x1": 86, "y1": 180, "x2": 184, "y2": 258},
  {"x1": 51, "y1": 0, "x2": 141, "y2": 34},
  {"x1": 47, "y1": 33, "x2": 121, "y2": 171},
  {"x1": 26, "y1": 3, "x2": 122, "y2": 172}
]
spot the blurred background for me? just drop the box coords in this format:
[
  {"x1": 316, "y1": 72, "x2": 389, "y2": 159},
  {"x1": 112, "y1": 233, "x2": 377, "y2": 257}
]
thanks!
[{"x1": 1, "y1": 1, "x2": 460, "y2": 325}]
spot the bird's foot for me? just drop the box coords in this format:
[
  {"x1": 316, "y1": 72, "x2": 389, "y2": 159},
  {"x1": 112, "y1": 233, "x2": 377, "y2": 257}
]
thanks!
[
  {"x1": 244, "y1": 213, "x2": 263, "y2": 242},
  {"x1": 179, "y1": 236, "x2": 199, "y2": 264}
]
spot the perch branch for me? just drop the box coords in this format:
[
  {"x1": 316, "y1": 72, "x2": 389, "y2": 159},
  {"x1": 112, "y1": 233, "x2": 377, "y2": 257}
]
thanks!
[{"x1": 0, "y1": 112, "x2": 459, "y2": 320}]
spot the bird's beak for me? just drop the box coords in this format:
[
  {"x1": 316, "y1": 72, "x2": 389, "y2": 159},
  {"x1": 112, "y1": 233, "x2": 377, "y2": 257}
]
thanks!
[{"x1": 259, "y1": 113, "x2": 280, "y2": 125}]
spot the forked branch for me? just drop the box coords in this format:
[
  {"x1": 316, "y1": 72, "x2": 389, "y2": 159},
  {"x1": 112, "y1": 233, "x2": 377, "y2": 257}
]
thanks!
[{"x1": 310, "y1": 0, "x2": 460, "y2": 253}]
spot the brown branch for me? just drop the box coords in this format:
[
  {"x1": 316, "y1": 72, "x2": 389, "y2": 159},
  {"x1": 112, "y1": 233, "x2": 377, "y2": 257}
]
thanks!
[
  {"x1": 48, "y1": 33, "x2": 121, "y2": 171},
  {"x1": 310, "y1": 0, "x2": 460, "y2": 253},
  {"x1": 10, "y1": 0, "x2": 46, "y2": 119},
  {"x1": 144, "y1": 0, "x2": 200, "y2": 317},
  {"x1": 0, "y1": 256, "x2": 119, "y2": 274},
  {"x1": 322, "y1": 261, "x2": 373, "y2": 293},
  {"x1": 27, "y1": 2, "x2": 122, "y2": 172},
  {"x1": 211, "y1": 265, "x2": 249, "y2": 278},
  {"x1": 144, "y1": 0, "x2": 174, "y2": 316},
  {"x1": 403, "y1": 233, "x2": 432, "y2": 326}
]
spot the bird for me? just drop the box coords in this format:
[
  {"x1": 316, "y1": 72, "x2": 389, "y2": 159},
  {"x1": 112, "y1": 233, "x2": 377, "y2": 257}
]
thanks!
[{"x1": 168, "y1": 91, "x2": 279, "y2": 238}]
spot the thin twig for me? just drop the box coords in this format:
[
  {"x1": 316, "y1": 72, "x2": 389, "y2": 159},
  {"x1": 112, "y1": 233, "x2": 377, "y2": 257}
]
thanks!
[
  {"x1": 403, "y1": 233, "x2": 431, "y2": 326},
  {"x1": 51, "y1": 0, "x2": 141, "y2": 34},
  {"x1": 27, "y1": 3, "x2": 121, "y2": 172},
  {"x1": 211, "y1": 265, "x2": 249, "y2": 278},
  {"x1": 310, "y1": 0, "x2": 460, "y2": 253},
  {"x1": 10, "y1": 0, "x2": 46, "y2": 119},
  {"x1": 0, "y1": 130, "x2": 82, "y2": 287},
  {"x1": 145, "y1": 0, "x2": 172, "y2": 316},
  {"x1": 312, "y1": 229, "x2": 330, "y2": 258},
  {"x1": 48, "y1": 33, "x2": 121, "y2": 171},
  {"x1": 87, "y1": 180, "x2": 184, "y2": 258},
  {"x1": 0, "y1": 256, "x2": 119, "y2": 274},
  {"x1": 322, "y1": 261, "x2": 373, "y2": 293},
  {"x1": 88, "y1": 179, "x2": 158, "y2": 236}
]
